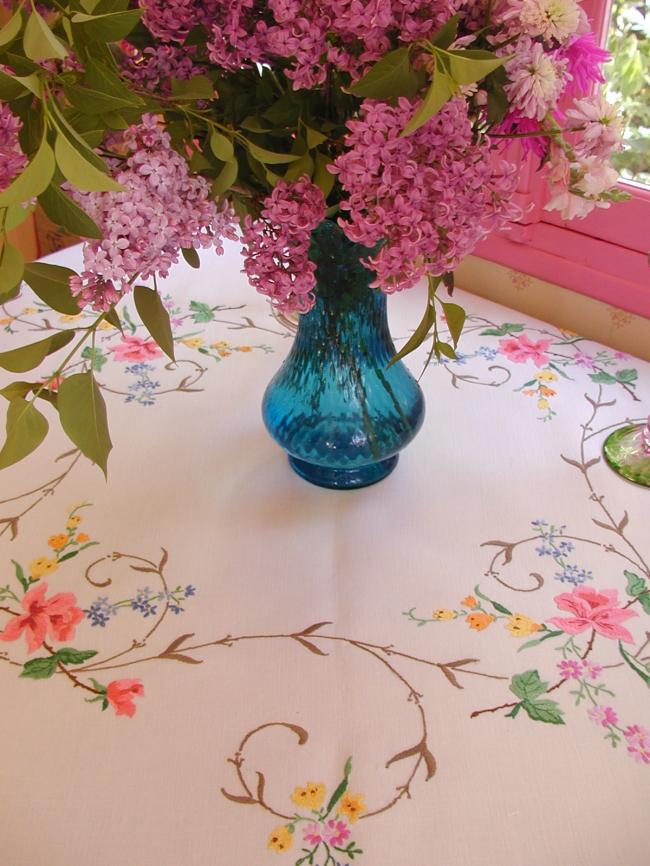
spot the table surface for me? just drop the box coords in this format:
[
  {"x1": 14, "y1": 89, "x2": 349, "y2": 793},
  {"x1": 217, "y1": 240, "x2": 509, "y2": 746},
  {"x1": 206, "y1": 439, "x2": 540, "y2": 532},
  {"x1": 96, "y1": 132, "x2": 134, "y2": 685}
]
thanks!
[{"x1": 1, "y1": 242, "x2": 649, "y2": 866}]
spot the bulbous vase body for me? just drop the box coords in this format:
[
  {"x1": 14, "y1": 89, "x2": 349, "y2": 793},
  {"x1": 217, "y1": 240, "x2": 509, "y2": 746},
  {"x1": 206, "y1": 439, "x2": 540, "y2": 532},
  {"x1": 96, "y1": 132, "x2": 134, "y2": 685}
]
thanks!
[{"x1": 262, "y1": 221, "x2": 425, "y2": 489}]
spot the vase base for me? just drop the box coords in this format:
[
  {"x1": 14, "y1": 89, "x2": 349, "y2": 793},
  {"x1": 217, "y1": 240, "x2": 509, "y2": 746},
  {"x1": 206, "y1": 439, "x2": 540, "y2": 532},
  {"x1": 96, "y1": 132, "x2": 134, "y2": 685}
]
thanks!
[{"x1": 288, "y1": 455, "x2": 398, "y2": 490}]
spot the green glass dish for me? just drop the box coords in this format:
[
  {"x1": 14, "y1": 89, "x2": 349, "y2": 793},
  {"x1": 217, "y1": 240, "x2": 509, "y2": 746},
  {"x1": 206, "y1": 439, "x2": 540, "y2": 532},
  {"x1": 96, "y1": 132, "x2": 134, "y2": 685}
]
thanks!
[{"x1": 603, "y1": 422, "x2": 650, "y2": 488}]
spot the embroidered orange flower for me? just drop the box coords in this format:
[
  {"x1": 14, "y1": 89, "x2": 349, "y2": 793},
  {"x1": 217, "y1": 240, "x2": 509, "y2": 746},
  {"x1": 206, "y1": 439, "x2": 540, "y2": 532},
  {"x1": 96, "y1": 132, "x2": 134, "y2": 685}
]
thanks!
[
  {"x1": 218, "y1": 350, "x2": 231, "y2": 357},
  {"x1": 461, "y1": 595, "x2": 478, "y2": 609},
  {"x1": 0, "y1": 316, "x2": 13, "y2": 325},
  {"x1": 291, "y1": 782, "x2": 326, "y2": 810},
  {"x1": 237, "y1": 345, "x2": 252, "y2": 352},
  {"x1": 522, "y1": 389, "x2": 536, "y2": 396},
  {"x1": 338, "y1": 792, "x2": 366, "y2": 823},
  {"x1": 47, "y1": 534, "x2": 68, "y2": 550},
  {"x1": 505, "y1": 614, "x2": 543, "y2": 637},
  {"x1": 268, "y1": 826, "x2": 293, "y2": 852},
  {"x1": 539, "y1": 386, "x2": 556, "y2": 396},
  {"x1": 466, "y1": 612, "x2": 495, "y2": 631},
  {"x1": 76, "y1": 532, "x2": 89, "y2": 543}
]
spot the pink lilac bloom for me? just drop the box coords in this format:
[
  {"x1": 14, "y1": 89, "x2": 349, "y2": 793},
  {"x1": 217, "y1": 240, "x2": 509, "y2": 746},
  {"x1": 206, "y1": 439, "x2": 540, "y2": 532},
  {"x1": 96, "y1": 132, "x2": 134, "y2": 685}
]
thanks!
[
  {"x1": 497, "y1": 334, "x2": 552, "y2": 366},
  {"x1": 0, "y1": 104, "x2": 27, "y2": 193},
  {"x1": 241, "y1": 176, "x2": 326, "y2": 313},
  {"x1": 588, "y1": 705, "x2": 619, "y2": 727},
  {"x1": 623, "y1": 725, "x2": 650, "y2": 764},
  {"x1": 559, "y1": 32, "x2": 609, "y2": 95},
  {"x1": 331, "y1": 97, "x2": 519, "y2": 292},
  {"x1": 548, "y1": 587, "x2": 638, "y2": 643},
  {"x1": 323, "y1": 819, "x2": 351, "y2": 846},
  {"x1": 581, "y1": 660, "x2": 603, "y2": 680},
  {"x1": 120, "y1": 42, "x2": 199, "y2": 91},
  {"x1": 138, "y1": 0, "x2": 220, "y2": 42},
  {"x1": 303, "y1": 823, "x2": 323, "y2": 845},
  {"x1": 68, "y1": 115, "x2": 238, "y2": 311},
  {"x1": 557, "y1": 659, "x2": 583, "y2": 680},
  {"x1": 109, "y1": 335, "x2": 164, "y2": 362}
]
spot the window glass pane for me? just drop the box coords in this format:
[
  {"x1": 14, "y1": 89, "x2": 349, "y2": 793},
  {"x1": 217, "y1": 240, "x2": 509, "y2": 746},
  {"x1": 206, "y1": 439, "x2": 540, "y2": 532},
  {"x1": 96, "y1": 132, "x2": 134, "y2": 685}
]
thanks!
[{"x1": 606, "y1": 0, "x2": 650, "y2": 186}]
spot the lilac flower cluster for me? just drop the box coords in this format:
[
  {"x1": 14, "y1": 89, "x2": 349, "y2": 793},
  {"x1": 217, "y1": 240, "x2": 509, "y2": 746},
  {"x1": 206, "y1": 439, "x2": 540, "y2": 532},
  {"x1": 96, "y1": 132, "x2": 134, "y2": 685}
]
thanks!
[
  {"x1": 0, "y1": 104, "x2": 26, "y2": 193},
  {"x1": 120, "y1": 42, "x2": 199, "y2": 92},
  {"x1": 331, "y1": 98, "x2": 520, "y2": 292},
  {"x1": 241, "y1": 176, "x2": 326, "y2": 313},
  {"x1": 69, "y1": 115, "x2": 238, "y2": 311}
]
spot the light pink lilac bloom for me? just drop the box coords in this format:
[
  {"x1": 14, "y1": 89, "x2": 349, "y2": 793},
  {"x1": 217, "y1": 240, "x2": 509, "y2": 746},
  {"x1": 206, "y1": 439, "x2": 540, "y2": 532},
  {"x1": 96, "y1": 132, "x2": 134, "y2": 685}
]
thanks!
[
  {"x1": 331, "y1": 97, "x2": 519, "y2": 292},
  {"x1": 0, "y1": 104, "x2": 27, "y2": 193},
  {"x1": 120, "y1": 42, "x2": 199, "y2": 91},
  {"x1": 581, "y1": 660, "x2": 603, "y2": 680},
  {"x1": 623, "y1": 725, "x2": 650, "y2": 764},
  {"x1": 557, "y1": 659, "x2": 583, "y2": 680},
  {"x1": 68, "y1": 115, "x2": 237, "y2": 311},
  {"x1": 497, "y1": 334, "x2": 551, "y2": 366},
  {"x1": 548, "y1": 587, "x2": 638, "y2": 644},
  {"x1": 241, "y1": 177, "x2": 326, "y2": 313},
  {"x1": 504, "y1": 38, "x2": 569, "y2": 121},
  {"x1": 323, "y1": 819, "x2": 351, "y2": 846},
  {"x1": 139, "y1": 0, "x2": 220, "y2": 42},
  {"x1": 588, "y1": 705, "x2": 619, "y2": 727}
]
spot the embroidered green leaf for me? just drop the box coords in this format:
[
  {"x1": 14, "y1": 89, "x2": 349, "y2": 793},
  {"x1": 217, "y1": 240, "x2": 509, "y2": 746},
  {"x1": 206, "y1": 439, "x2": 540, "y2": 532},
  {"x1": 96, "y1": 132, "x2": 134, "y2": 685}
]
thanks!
[
  {"x1": 0, "y1": 139, "x2": 55, "y2": 208},
  {"x1": 134, "y1": 285, "x2": 175, "y2": 361},
  {"x1": 474, "y1": 584, "x2": 512, "y2": 616},
  {"x1": 0, "y1": 330, "x2": 75, "y2": 373},
  {"x1": 22, "y1": 262, "x2": 83, "y2": 314},
  {"x1": 11, "y1": 559, "x2": 29, "y2": 593},
  {"x1": 89, "y1": 677, "x2": 107, "y2": 695},
  {"x1": 521, "y1": 698, "x2": 565, "y2": 725},
  {"x1": 619, "y1": 642, "x2": 650, "y2": 688},
  {"x1": 58, "y1": 372, "x2": 113, "y2": 476},
  {"x1": 479, "y1": 323, "x2": 524, "y2": 336},
  {"x1": 20, "y1": 656, "x2": 58, "y2": 679},
  {"x1": 517, "y1": 629, "x2": 563, "y2": 652},
  {"x1": 324, "y1": 759, "x2": 352, "y2": 816},
  {"x1": 349, "y1": 47, "x2": 422, "y2": 99},
  {"x1": 589, "y1": 371, "x2": 617, "y2": 384},
  {"x1": 56, "y1": 647, "x2": 98, "y2": 665},
  {"x1": 189, "y1": 300, "x2": 214, "y2": 323},
  {"x1": 625, "y1": 570, "x2": 647, "y2": 597},
  {"x1": 509, "y1": 670, "x2": 548, "y2": 701},
  {"x1": 81, "y1": 346, "x2": 107, "y2": 372},
  {"x1": 615, "y1": 368, "x2": 638, "y2": 384}
]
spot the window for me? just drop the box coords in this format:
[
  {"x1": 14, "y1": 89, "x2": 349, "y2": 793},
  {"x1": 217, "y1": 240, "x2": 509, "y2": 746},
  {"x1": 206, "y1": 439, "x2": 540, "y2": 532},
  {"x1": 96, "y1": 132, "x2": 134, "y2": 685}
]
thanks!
[{"x1": 477, "y1": 0, "x2": 650, "y2": 318}]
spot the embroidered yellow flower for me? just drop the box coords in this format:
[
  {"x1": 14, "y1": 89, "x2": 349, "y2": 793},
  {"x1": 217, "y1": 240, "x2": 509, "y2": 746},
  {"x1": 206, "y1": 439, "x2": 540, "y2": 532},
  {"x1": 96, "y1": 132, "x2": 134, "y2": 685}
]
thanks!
[
  {"x1": 537, "y1": 399, "x2": 550, "y2": 410},
  {"x1": 210, "y1": 340, "x2": 230, "y2": 350},
  {"x1": 432, "y1": 608, "x2": 456, "y2": 620},
  {"x1": 29, "y1": 557, "x2": 58, "y2": 579},
  {"x1": 505, "y1": 614, "x2": 542, "y2": 638},
  {"x1": 466, "y1": 612, "x2": 495, "y2": 632},
  {"x1": 291, "y1": 782, "x2": 326, "y2": 810},
  {"x1": 97, "y1": 319, "x2": 116, "y2": 330},
  {"x1": 534, "y1": 370, "x2": 557, "y2": 382},
  {"x1": 47, "y1": 534, "x2": 68, "y2": 550},
  {"x1": 59, "y1": 313, "x2": 83, "y2": 323},
  {"x1": 267, "y1": 826, "x2": 293, "y2": 852},
  {"x1": 0, "y1": 316, "x2": 13, "y2": 325},
  {"x1": 66, "y1": 515, "x2": 82, "y2": 529},
  {"x1": 77, "y1": 532, "x2": 90, "y2": 543},
  {"x1": 181, "y1": 337, "x2": 204, "y2": 349},
  {"x1": 22, "y1": 306, "x2": 37, "y2": 315},
  {"x1": 338, "y1": 792, "x2": 366, "y2": 823},
  {"x1": 461, "y1": 595, "x2": 478, "y2": 609}
]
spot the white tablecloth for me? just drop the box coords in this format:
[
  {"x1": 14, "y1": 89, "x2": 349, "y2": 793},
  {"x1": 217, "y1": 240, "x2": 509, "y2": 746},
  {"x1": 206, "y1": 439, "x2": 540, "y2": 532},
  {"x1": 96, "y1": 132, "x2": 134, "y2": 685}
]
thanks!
[{"x1": 1, "y1": 242, "x2": 649, "y2": 866}]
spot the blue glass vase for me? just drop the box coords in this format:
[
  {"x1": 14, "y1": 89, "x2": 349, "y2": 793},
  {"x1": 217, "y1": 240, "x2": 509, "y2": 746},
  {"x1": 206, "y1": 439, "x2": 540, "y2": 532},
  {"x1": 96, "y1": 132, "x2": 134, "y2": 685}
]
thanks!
[{"x1": 262, "y1": 220, "x2": 425, "y2": 489}]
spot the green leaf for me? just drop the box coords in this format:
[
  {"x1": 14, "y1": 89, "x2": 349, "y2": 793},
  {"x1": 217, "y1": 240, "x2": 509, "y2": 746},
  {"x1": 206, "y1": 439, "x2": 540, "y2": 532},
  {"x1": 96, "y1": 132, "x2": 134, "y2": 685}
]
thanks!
[
  {"x1": 170, "y1": 74, "x2": 214, "y2": 100},
  {"x1": 435, "y1": 340, "x2": 457, "y2": 360},
  {"x1": 0, "y1": 398, "x2": 49, "y2": 469},
  {"x1": 84, "y1": 58, "x2": 144, "y2": 106},
  {"x1": 625, "y1": 570, "x2": 647, "y2": 598},
  {"x1": 22, "y1": 262, "x2": 82, "y2": 314},
  {"x1": 189, "y1": 300, "x2": 214, "y2": 323},
  {"x1": 313, "y1": 152, "x2": 335, "y2": 199},
  {"x1": 38, "y1": 184, "x2": 103, "y2": 239},
  {"x1": 441, "y1": 48, "x2": 507, "y2": 86},
  {"x1": 619, "y1": 642, "x2": 650, "y2": 688},
  {"x1": 245, "y1": 142, "x2": 301, "y2": 164},
  {"x1": 81, "y1": 346, "x2": 107, "y2": 372},
  {"x1": 54, "y1": 133, "x2": 122, "y2": 193},
  {"x1": 0, "y1": 381, "x2": 35, "y2": 401},
  {"x1": 589, "y1": 371, "x2": 617, "y2": 384},
  {"x1": 58, "y1": 372, "x2": 112, "y2": 475},
  {"x1": 12, "y1": 558, "x2": 29, "y2": 592},
  {"x1": 429, "y1": 14, "x2": 460, "y2": 48},
  {"x1": 349, "y1": 47, "x2": 422, "y2": 99},
  {"x1": 521, "y1": 698, "x2": 565, "y2": 724},
  {"x1": 134, "y1": 285, "x2": 175, "y2": 361},
  {"x1": 479, "y1": 323, "x2": 524, "y2": 336},
  {"x1": 5, "y1": 201, "x2": 36, "y2": 233},
  {"x1": 0, "y1": 8, "x2": 23, "y2": 47},
  {"x1": 89, "y1": 677, "x2": 107, "y2": 695},
  {"x1": 401, "y1": 65, "x2": 458, "y2": 136},
  {"x1": 509, "y1": 670, "x2": 548, "y2": 701},
  {"x1": 440, "y1": 301, "x2": 465, "y2": 347},
  {"x1": 20, "y1": 656, "x2": 58, "y2": 680},
  {"x1": 0, "y1": 139, "x2": 55, "y2": 208},
  {"x1": 0, "y1": 330, "x2": 75, "y2": 374},
  {"x1": 615, "y1": 368, "x2": 638, "y2": 384},
  {"x1": 284, "y1": 151, "x2": 313, "y2": 182},
  {"x1": 388, "y1": 278, "x2": 440, "y2": 366},
  {"x1": 57, "y1": 549, "x2": 78, "y2": 562},
  {"x1": 491, "y1": 600, "x2": 512, "y2": 615},
  {"x1": 181, "y1": 247, "x2": 200, "y2": 269},
  {"x1": 209, "y1": 130, "x2": 234, "y2": 161},
  {"x1": 64, "y1": 83, "x2": 136, "y2": 115},
  {"x1": 325, "y1": 776, "x2": 349, "y2": 816},
  {"x1": 212, "y1": 158, "x2": 238, "y2": 196},
  {"x1": 23, "y1": 11, "x2": 68, "y2": 62},
  {"x1": 0, "y1": 242, "x2": 24, "y2": 296},
  {"x1": 305, "y1": 126, "x2": 327, "y2": 149},
  {"x1": 517, "y1": 629, "x2": 563, "y2": 652},
  {"x1": 56, "y1": 647, "x2": 98, "y2": 665},
  {"x1": 71, "y1": 9, "x2": 143, "y2": 41}
]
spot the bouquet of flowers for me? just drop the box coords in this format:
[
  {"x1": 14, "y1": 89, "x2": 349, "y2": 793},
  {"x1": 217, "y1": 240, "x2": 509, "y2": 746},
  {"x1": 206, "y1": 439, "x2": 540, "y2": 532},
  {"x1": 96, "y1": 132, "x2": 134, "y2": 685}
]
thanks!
[{"x1": 0, "y1": 0, "x2": 625, "y2": 473}]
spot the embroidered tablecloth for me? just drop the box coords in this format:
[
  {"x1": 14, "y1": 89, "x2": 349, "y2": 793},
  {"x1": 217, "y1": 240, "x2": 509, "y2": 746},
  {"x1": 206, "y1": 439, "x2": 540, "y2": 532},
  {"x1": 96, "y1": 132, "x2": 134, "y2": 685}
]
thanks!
[{"x1": 1, "y1": 242, "x2": 649, "y2": 866}]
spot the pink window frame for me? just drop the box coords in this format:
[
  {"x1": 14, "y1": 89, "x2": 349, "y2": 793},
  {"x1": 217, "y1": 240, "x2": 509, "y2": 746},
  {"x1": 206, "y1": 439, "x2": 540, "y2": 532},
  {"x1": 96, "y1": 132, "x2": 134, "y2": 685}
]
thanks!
[{"x1": 475, "y1": 0, "x2": 650, "y2": 318}]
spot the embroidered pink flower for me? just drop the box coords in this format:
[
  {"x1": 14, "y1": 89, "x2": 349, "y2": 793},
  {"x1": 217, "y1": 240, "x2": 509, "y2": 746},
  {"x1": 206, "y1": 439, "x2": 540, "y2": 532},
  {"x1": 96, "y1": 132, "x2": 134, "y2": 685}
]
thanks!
[
  {"x1": 109, "y1": 335, "x2": 163, "y2": 362},
  {"x1": 581, "y1": 660, "x2": 603, "y2": 680},
  {"x1": 498, "y1": 333, "x2": 552, "y2": 366},
  {"x1": 548, "y1": 587, "x2": 638, "y2": 643},
  {"x1": 623, "y1": 725, "x2": 650, "y2": 764},
  {"x1": 0, "y1": 583, "x2": 84, "y2": 653},
  {"x1": 106, "y1": 679, "x2": 144, "y2": 718},
  {"x1": 557, "y1": 659, "x2": 583, "y2": 679},
  {"x1": 323, "y1": 819, "x2": 350, "y2": 846},
  {"x1": 588, "y1": 705, "x2": 618, "y2": 727},
  {"x1": 303, "y1": 823, "x2": 323, "y2": 845}
]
